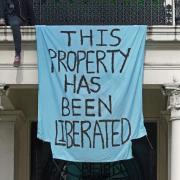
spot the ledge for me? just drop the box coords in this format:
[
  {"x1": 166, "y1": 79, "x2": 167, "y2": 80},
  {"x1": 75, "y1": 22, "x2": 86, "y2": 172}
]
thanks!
[
  {"x1": 0, "y1": 26, "x2": 35, "y2": 42},
  {"x1": 1, "y1": 25, "x2": 180, "y2": 85},
  {"x1": 1, "y1": 26, "x2": 180, "y2": 42}
]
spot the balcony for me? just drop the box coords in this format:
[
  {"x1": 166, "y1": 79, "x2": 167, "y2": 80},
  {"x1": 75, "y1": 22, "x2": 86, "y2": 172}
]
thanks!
[
  {"x1": 0, "y1": 26, "x2": 180, "y2": 86},
  {"x1": 33, "y1": 0, "x2": 174, "y2": 25},
  {"x1": 0, "y1": 0, "x2": 180, "y2": 86}
]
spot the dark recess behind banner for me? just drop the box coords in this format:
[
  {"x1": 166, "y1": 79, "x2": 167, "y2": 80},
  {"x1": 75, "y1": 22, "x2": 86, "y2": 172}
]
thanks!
[{"x1": 30, "y1": 122, "x2": 157, "y2": 180}]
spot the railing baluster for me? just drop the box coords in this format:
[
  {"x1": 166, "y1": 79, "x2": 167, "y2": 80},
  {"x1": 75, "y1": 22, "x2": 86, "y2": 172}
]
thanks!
[{"x1": 33, "y1": 0, "x2": 174, "y2": 25}]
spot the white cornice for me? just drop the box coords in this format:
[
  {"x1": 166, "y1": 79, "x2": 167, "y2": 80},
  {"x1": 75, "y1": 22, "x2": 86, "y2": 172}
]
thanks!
[
  {"x1": 1, "y1": 26, "x2": 180, "y2": 85},
  {"x1": 0, "y1": 64, "x2": 180, "y2": 70},
  {"x1": 1, "y1": 26, "x2": 180, "y2": 42}
]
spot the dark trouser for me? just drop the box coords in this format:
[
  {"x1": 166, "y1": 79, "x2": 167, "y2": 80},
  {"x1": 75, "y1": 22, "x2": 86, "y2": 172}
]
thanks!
[
  {"x1": 132, "y1": 136, "x2": 155, "y2": 180},
  {"x1": 31, "y1": 135, "x2": 155, "y2": 180},
  {"x1": 7, "y1": 15, "x2": 23, "y2": 56},
  {"x1": 31, "y1": 141, "x2": 66, "y2": 180}
]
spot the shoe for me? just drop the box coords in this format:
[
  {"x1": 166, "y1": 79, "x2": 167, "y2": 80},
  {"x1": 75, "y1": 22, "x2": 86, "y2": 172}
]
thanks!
[{"x1": 13, "y1": 55, "x2": 21, "y2": 67}]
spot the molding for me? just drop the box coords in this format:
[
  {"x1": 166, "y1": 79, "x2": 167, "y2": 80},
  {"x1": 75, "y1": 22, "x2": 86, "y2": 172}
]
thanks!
[
  {"x1": 144, "y1": 116, "x2": 161, "y2": 122},
  {"x1": 1, "y1": 26, "x2": 180, "y2": 42},
  {"x1": 162, "y1": 85, "x2": 180, "y2": 121},
  {"x1": 158, "y1": 111, "x2": 169, "y2": 180},
  {"x1": 0, "y1": 110, "x2": 26, "y2": 122},
  {"x1": 1, "y1": 64, "x2": 180, "y2": 70},
  {"x1": 161, "y1": 111, "x2": 171, "y2": 121},
  {"x1": 1, "y1": 65, "x2": 180, "y2": 85},
  {"x1": 0, "y1": 84, "x2": 14, "y2": 111},
  {"x1": 144, "y1": 65, "x2": 180, "y2": 70}
]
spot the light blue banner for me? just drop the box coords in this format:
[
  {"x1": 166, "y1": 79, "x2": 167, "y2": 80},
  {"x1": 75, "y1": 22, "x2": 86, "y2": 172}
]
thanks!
[{"x1": 36, "y1": 25, "x2": 147, "y2": 162}]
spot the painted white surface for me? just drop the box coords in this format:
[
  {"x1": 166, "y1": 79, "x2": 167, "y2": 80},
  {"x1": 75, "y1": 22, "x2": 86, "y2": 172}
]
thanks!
[
  {"x1": 171, "y1": 120, "x2": 180, "y2": 180},
  {"x1": 0, "y1": 121, "x2": 14, "y2": 180},
  {"x1": 0, "y1": 27, "x2": 180, "y2": 85},
  {"x1": 0, "y1": 26, "x2": 179, "y2": 180}
]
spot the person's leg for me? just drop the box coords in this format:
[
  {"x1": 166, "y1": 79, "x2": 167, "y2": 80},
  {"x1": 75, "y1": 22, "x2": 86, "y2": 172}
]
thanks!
[
  {"x1": 7, "y1": 15, "x2": 23, "y2": 66},
  {"x1": 132, "y1": 136, "x2": 155, "y2": 180}
]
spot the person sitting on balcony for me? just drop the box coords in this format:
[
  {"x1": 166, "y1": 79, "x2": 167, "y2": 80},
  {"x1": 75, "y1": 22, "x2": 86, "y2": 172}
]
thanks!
[{"x1": 0, "y1": 0, "x2": 35, "y2": 67}]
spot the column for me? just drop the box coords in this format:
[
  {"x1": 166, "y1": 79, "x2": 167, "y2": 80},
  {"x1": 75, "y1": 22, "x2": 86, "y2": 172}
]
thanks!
[
  {"x1": 0, "y1": 119, "x2": 15, "y2": 180},
  {"x1": 164, "y1": 85, "x2": 180, "y2": 180}
]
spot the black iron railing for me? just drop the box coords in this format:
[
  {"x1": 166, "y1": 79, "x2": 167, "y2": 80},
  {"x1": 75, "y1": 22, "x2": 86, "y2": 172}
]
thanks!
[
  {"x1": 176, "y1": 0, "x2": 180, "y2": 24},
  {"x1": 33, "y1": 0, "x2": 174, "y2": 25}
]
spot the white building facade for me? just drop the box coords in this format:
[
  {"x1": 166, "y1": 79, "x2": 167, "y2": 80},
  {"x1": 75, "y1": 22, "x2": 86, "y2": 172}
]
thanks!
[{"x1": 0, "y1": 3, "x2": 180, "y2": 180}]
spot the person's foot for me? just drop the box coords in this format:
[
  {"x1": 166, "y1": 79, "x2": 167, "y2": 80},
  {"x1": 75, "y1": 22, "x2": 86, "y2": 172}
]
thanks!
[{"x1": 13, "y1": 55, "x2": 21, "y2": 67}]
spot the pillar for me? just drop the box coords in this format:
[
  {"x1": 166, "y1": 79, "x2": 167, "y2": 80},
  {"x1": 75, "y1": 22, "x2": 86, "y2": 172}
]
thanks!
[{"x1": 164, "y1": 85, "x2": 180, "y2": 180}]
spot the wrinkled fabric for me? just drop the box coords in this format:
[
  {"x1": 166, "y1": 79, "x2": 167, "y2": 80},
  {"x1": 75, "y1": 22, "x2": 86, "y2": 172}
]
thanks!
[{"x1": 36, "y1": 25, "x2": 147, "y2": 162}]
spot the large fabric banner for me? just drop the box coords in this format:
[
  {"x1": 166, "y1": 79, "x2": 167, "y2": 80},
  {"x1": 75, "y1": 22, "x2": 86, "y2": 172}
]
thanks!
[{"x1": 36, "y1": 25, "x2": 147, "y2": 162}]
